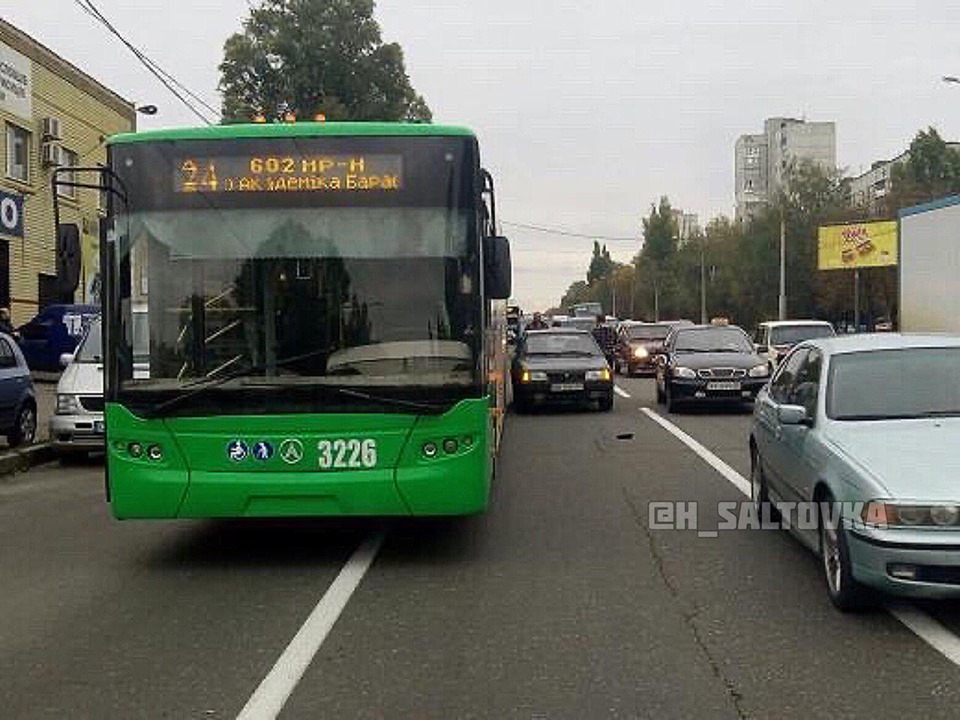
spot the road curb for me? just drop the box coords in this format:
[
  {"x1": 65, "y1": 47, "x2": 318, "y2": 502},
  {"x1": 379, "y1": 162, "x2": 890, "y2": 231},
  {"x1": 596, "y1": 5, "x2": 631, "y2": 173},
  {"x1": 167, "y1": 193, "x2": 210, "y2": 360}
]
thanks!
[{"x1": 0, "y1": 442, "x2": 57, "y2": 479}]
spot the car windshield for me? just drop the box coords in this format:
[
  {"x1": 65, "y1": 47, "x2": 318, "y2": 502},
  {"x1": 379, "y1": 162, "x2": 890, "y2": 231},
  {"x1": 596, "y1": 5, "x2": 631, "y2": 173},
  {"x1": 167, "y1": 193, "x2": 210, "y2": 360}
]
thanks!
[
  {"x1": 74, "y1": 319, "x2": 103, "y2": 363},
  {"x1": 628, "y1": 325, "x2": 670, "y2": 341},
  {"x1": 525, "y1": 332, "x2": 601, "y2": 356},
  {"x1": 558, "y1": 318, "x2": 597, "y2": 331},
  {"x1": 674, "y1": 327, "x2": 753, "y2": 353},
  {"x1": 828, "y1": 348, "x2": 960, "y2": 420},
  {"x1": 74, "y1": 316, "x2": 149, "y2": 365},
  {"x1": 770, "y1": 324, "x2": 835, "y2": 346}
]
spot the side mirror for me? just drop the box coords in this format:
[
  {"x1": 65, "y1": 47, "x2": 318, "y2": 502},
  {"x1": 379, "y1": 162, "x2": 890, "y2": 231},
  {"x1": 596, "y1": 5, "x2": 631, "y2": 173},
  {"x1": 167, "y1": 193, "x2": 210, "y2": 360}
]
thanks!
[
  {"x1": 56, "y1": 223, "x2": 82, "y2": 299},
  {"x1": 778, "y1": 404, "x2": 811, "y2": 426},
  {"x1": 655, "y1": 354, "x2": 667, "y2": 367},
  {"x1": 59, "y1": 353, "x2": 75, "y2": 369},
  {"x1": 484, "y1": 236, "x2": 512, "y2": 300}
]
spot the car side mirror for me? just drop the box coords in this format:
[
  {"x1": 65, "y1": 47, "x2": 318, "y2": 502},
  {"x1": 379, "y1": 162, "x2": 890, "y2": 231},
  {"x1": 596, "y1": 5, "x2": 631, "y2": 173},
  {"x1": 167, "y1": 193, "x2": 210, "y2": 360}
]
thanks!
[
  {"x1": 484, "y1": 236, "x2": 512, "y2": 300},
  {"x1": 778, "y1": 404, "x2": 811, "y2": 426},
  {"x1": 59, "y1": 353, "x2": 74, "y2": 369},
  {"x1": 655, "y1": 354, "x2": 667, "y2": 367}
]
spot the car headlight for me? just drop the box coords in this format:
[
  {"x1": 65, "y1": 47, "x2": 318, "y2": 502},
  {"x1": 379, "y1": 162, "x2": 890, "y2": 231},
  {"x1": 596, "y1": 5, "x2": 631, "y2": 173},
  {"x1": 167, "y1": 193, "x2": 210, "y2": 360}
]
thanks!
[
  {"x1": 861, "y1": 501, "x2": 960, "y2": 528},
  {"x1": 585, "y1": 368, "x2": 611, "y2": 381},
  {"x1": 748, "y1": 364, "x2": 770, "y2": 378},
  {"x1": 56, "y1": 394, "x2": 80, "y2": 414},
  {"x1": 521, "y1": 370, "x2": 548, "y2": 383},
  {"x1": 672, "y1": 366, "x2": 697, "y2": 379},
  {"x1": 633, "y1": 346, "x2": 649, "y2": 359}
]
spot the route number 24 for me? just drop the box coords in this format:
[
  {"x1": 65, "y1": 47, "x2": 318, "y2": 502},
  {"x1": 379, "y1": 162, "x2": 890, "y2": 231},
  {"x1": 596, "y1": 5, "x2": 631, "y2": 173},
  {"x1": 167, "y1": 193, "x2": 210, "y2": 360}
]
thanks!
[{"x1": 317, "y1": 439, "x2": 377, "y2": 469}]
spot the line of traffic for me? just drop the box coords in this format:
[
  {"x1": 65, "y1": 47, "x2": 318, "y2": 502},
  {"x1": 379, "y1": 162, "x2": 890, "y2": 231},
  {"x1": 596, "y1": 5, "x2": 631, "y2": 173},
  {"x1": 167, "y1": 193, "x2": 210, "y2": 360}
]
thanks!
[{"x1": 638, "y1": 406, "x2": 960, "y2": 670}]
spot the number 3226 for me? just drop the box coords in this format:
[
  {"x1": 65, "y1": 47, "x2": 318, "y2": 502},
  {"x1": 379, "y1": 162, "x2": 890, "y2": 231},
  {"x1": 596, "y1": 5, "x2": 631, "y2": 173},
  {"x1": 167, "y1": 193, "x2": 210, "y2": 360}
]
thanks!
[{"x1": 317, "y1": 439, "x2": 377, "y2": 469}]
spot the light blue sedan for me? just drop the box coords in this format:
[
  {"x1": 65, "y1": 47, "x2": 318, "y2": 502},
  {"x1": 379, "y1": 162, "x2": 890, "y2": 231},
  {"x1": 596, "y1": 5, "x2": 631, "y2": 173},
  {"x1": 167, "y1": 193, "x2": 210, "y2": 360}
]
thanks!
[{"x1": 750, "y1": 334, "x2": 960, "y2": 611}]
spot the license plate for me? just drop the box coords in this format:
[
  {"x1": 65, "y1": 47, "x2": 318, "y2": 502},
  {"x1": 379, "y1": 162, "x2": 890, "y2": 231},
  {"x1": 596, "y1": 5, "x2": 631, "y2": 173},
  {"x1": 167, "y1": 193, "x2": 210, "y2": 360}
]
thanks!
[
  {"x1": 706, "y1": 381, "x2": 741, "y2": 391},
  {"x1": 550, "y1": 383, "x2": 584, "y2": 392},
  {"x1": 93, "y1": 420, "x2": 104, "y2": 434}
]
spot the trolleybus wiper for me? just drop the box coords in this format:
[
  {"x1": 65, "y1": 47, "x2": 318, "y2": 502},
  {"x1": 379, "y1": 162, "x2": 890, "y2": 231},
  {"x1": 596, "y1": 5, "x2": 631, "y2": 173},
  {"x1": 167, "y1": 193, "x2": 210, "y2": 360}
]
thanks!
[{"x1": 142, "y1": 351, "x2": 447, "y2": 418}]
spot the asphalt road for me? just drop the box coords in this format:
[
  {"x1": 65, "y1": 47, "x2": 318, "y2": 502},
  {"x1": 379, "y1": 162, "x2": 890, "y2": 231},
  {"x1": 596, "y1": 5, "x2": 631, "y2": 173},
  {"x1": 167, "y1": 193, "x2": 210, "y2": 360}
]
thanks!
[{"x1": 4, "y1": 377, "x2": 960, "y2": 718}]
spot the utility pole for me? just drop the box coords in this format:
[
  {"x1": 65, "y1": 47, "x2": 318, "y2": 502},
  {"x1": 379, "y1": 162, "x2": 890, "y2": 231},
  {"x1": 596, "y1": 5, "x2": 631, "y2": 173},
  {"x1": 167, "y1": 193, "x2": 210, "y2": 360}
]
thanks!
[
  {"x1": 853, "y1": 268, "x2": 860, "y2": 333},
  {"x1": 778, "y1": 209, "x2": 787, "y2": 320},
  {"x1": 700, "y1": 236, "x2": 707, "y2": 324}
]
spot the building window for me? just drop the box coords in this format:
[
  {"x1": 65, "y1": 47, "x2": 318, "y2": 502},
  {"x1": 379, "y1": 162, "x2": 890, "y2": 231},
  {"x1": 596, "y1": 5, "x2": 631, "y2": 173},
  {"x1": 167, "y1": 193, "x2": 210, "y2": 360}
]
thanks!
[
  {"x1": 5, "y1": 123, "x2": 29, "y2": 183},
  {"x1": 58, "y1": 148, "x2": 79, "y2": 199}
]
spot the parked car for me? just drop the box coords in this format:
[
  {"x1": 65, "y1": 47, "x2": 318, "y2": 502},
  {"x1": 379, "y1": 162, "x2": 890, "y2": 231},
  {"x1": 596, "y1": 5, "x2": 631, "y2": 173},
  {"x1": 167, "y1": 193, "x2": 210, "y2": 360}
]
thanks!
[
  {"x1": 511, "y1": 328, "x2": 613, "y2": 412},
  {"x1": 753, "y1": 320, "x2": 835, "y2": 370},
  {"x1": 0, "y1": 331, "x2": 36, "y2": 446},
  {"x1": 16, "y1": 304, "x2": 99, "y2": 372},
  {"x1": 749, "y1": 334, "x2": 960, "y2": 610},
  {"x1": 51, "y1": 309, "x2": 149, "y2": 457},
  {"x1": 617, "y1": 322, "x2": 672, "y2": 375},
  {"x1": 655, "y1": 324, "x2": 769, "y2": 411}
]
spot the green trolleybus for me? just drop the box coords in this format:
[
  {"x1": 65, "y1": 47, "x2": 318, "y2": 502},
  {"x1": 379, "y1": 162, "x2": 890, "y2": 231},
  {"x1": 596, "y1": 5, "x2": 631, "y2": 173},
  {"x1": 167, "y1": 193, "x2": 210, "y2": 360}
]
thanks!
[{"x1": 56, "y1": 122, "x2": 511, "y2": 518}]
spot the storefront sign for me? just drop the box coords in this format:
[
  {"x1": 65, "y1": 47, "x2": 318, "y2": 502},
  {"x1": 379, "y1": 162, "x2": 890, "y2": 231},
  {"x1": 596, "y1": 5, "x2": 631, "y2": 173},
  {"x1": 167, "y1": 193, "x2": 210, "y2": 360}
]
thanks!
[{"x1": 0, "y1": 42, "x2": 31, "y2": 120}]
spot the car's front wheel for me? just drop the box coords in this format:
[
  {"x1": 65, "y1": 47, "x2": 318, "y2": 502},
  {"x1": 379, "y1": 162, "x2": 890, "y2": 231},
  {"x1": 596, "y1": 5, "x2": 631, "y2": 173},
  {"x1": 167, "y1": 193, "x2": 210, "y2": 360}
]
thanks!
[
  {"x1": 819, "y1": 490, "x2": 871, "y2": 612},
  {"x1": 8, "y1": 402, "x2": 36, "y2": 447},
  {"x1": 665, "y1": 382, "x2": 679, "y2": 413},
  {"x1": 598, "y1": 393, "x2": 614, "y2": 412},
  {"x1": 750, "y1": 449, "x2": 780, "y2": 521}
]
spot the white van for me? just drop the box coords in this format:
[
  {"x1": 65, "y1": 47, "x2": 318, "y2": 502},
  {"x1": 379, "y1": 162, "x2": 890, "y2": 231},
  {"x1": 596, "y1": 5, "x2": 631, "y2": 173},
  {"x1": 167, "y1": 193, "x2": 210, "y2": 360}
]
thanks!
[{"x1": 50, "y1": 308, "x2": 148, "y2": 457}]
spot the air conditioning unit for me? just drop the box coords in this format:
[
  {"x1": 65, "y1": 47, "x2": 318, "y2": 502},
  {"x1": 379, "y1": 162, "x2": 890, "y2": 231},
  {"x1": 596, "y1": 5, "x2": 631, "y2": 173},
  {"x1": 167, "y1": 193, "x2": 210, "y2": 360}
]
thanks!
[
  {"x1": 41, "y1": 142, "x2": 63, "y2": 167},
  {"x1": 41, "y1": 117, "x2": 62, "y2": 141}
]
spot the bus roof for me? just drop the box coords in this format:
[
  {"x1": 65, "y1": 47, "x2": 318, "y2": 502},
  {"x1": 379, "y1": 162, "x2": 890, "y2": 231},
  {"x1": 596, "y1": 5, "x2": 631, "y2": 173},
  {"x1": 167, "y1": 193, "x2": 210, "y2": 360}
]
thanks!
[{"x1": 107, "y1": 122, "x2": 476, "y2": 146}]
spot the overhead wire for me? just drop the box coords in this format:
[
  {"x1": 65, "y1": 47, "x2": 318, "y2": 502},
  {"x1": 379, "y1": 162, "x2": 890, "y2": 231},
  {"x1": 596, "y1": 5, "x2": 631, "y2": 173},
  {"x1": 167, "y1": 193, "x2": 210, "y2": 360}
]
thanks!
[
  {"x1": 74, "y1": 0, "x2": 217, "y2": 125},
  {"x1": 501, "y1": 221, "x2": 638, "y2": 243}
]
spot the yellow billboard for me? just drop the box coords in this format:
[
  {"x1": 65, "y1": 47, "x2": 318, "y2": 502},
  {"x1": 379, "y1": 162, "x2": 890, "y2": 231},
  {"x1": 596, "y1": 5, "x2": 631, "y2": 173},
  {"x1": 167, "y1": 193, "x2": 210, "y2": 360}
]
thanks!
[{"x1": 818, "y1": 220, "x2": 898, "y2": 270}]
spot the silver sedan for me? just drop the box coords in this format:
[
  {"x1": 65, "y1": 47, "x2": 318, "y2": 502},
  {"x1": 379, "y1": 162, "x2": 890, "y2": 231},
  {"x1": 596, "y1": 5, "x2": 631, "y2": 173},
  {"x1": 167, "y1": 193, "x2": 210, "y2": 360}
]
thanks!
[{"x1": 749, "y1": 334, "x2": 960, "y2": 611}]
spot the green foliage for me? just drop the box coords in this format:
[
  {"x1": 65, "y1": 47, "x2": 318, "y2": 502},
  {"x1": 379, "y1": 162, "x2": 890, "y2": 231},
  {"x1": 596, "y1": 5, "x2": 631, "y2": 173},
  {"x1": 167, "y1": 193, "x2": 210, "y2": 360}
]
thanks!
[
  {"x1": 640, "y1": 197, "x2": 678, "y2": 266},
  {"x1": 587, "y1": 242, "x2": 616, "y2": 285},
  {"x1": 887, "y1": 127, "x2": 960, "y2": 211},
  {"x1": 219, "y1": 0, "x2": 432, "y2": 123}
]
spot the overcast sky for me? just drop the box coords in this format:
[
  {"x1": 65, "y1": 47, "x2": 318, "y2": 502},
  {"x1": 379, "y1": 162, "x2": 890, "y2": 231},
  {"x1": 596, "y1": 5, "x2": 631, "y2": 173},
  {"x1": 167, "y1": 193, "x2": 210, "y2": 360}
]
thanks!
[{"x1": 8, "y1": 1, "x2": 960, "y2": 310}]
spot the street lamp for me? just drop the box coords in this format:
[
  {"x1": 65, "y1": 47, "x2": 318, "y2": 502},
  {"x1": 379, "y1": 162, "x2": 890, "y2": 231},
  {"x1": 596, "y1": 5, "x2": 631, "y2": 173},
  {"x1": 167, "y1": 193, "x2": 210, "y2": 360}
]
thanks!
[
  {"x1": 943, "y1": 76, "x2": 960, "y2": 85},
  {"x1": 136, "y1": 104, "x2": 159, "y2": 115}
]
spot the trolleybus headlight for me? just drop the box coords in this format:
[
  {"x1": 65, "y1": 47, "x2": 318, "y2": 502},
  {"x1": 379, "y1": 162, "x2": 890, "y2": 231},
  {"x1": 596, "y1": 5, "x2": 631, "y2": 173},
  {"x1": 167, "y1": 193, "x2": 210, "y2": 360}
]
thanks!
[
  {"x1": 128, "y1": 442, "x2": 144, "y2": 458},
  {"x1": 422, "y1": 442, "x2": 438, "y2": 458},
  {"x1": 442, "y1": 438, "x2": 458, "y2": 455},
  {"x1": 147, "y1": 444, "x2": 164, "y2": 462}
]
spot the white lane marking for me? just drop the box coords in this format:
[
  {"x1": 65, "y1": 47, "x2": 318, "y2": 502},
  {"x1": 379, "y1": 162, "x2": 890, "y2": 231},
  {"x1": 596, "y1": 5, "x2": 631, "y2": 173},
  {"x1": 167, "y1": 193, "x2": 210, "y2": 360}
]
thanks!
[
  {"x1": 640, "y1": 407, "x2": 751, "y2": 496},
  {"x1": 640, "y1": 406, "x2": 960, "y2": 671},
  {"x1": 614, "y1": 385, "x2": 631, "y2": 399},
  {"x1": 888, "y1": 605, "x2": 960, "y2": 666},
  {"x1": 237, "y1": 533, "x2": 384, "y2": 720}
]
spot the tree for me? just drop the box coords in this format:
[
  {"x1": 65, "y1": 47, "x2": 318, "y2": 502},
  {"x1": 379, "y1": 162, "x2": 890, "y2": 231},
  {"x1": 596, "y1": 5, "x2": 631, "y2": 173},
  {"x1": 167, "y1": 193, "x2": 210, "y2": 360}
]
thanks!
[
  {"x1": 887, "y1": 127, "x2": 960, "y2": 211},
  {"x1": 587, "y1": 242, "x2": 616, "y2": 285},
  {"x1": 641, "y1": 197, "x2": 678, "y2": 266},
  {"x1": 219, "y1": 0, "x2": 432, "y2": 123}
]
